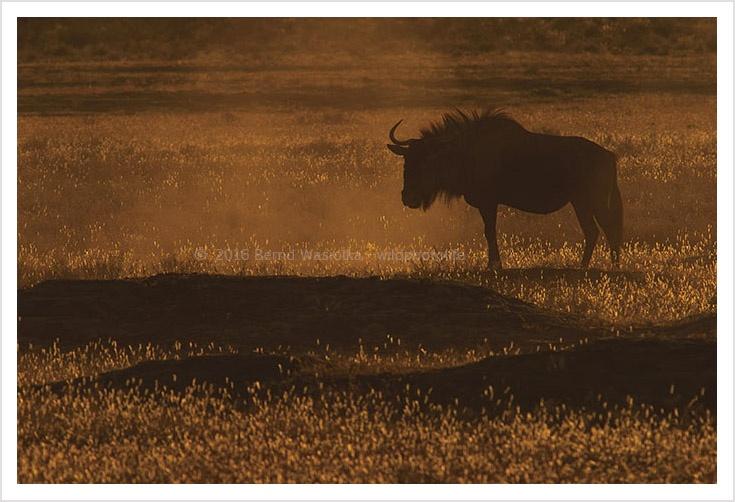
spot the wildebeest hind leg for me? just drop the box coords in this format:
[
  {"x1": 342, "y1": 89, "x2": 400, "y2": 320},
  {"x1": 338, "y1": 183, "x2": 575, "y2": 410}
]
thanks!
[
  {"x1": 594, "y1": 185, "x2": 623, "y2": 269},
  {"x1": 595, "y1": 219, "x2": 619, "y2": 268},
  {"x1": 572, "y1": 201, "x2": 599, "y2": 269}
]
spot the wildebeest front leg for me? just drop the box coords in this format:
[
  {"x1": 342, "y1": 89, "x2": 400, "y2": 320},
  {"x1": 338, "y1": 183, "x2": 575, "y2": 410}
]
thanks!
[
  {"x1": 572, "y1": 201, "x2": 599, "y2": 269},
  {"x1": 480, "y1": 205, "x2": 501, "y2": 270}
]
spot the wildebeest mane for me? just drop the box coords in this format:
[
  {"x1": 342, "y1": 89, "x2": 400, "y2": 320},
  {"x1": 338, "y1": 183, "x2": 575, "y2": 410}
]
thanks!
[
  {"x1": 414, "y1": 108, "x2": 525, "y2": 209},
  {"x1": 419, "y1": 108, "x2": 524, "y2": 144}
]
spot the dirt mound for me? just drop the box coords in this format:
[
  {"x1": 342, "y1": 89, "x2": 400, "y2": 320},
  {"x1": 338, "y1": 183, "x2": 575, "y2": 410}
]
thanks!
[
  {"x1": 20, "y1": 273, "x2": 716, "y2": 412},
  {"x1": 43, "y1": 335, "x2": 714, "y2": 413},
  {"x1": 46, "y1": 353, "x2": 298, "y2": 394},
  {"x1": 19, "y1": 273, "x2": 602, "y2": 352},
  {"x1": 356, "y1": 336, "x2": 715, "y2": 412}
]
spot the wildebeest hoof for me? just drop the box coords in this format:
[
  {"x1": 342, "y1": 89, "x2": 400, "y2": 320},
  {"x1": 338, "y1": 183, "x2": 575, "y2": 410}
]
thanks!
[{"x1": 488, "y1": 261, "x2": 503, "y2": 271}]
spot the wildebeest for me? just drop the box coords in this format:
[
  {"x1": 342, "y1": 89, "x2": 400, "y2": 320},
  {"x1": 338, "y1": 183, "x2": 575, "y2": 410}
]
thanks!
[{"x1": 386, "y1": 109, "x2": 622, "y2": 269}]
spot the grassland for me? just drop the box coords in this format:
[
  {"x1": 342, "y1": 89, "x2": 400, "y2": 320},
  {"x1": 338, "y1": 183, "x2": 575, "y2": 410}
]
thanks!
[
  {"x1": 17, "y1": 44, "x2": 716, "y2": 483},
  {"x1": 19, "y1": 383, "x2": 715, "y2": 483},
  {"x1": 18, "y1": 92, "x2": 716, "y2": 323}
]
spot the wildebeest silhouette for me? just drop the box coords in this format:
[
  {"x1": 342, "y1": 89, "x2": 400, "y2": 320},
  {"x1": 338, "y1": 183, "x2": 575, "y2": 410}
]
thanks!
[{"x1": 387, "y1": 109, "x2": 623, "y2": 269}]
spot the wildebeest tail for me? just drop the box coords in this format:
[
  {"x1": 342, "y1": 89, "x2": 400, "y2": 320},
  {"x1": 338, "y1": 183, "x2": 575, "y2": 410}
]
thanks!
[
  {"x1": 606, "y1": 152, "x2": 623, "y2": 250},
  {"x1": 605, "y1": 151, "x2": 618, "y2": 210}
]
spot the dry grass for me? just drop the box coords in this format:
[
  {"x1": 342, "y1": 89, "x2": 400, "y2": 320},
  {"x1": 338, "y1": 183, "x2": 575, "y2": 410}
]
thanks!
[
  {"x1": 17, "y1": 52, "x2": 716, "y2": 483},
  {"x1": 18, "y1": 382, "x2": 715, "y2": 483},
  {"x1": 18, "y1": 94, "x2": 716, "y2": 325},
  {"x1": 17, "y1": 327, "x2": 716, "y2": 484}
]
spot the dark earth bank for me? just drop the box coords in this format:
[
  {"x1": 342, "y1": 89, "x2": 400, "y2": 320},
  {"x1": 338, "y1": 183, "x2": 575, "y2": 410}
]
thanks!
[{"x1": 20, "y1": 274, "x2": 715, "y2": 413}]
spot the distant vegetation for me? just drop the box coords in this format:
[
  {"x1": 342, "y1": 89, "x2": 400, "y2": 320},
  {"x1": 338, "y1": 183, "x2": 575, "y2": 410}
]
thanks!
[{"x1": 19, "y1": 18, "x2": 716, "y2": 63}]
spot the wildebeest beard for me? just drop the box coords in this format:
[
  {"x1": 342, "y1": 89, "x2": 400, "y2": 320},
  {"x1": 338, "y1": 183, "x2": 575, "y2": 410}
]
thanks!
[{"x1": 415, "y1": 152, "x2": 465, "y2": 211}]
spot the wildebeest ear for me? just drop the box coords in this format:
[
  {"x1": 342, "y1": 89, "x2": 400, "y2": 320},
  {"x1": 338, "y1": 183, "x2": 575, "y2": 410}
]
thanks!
[{"x1": 387, "y1": 144, "x2": 409, "y2": 156}]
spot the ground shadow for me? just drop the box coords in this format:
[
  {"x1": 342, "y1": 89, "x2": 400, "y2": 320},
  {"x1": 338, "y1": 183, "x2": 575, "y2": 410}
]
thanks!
[{"x1": 485, "y1": 266, "x2": 648, "y2": 284}]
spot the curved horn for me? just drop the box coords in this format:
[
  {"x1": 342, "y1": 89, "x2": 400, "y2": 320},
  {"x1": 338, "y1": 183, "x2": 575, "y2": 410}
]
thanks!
[{"x1": 389, "y1": 120, "x2": 411, "y2": 146}]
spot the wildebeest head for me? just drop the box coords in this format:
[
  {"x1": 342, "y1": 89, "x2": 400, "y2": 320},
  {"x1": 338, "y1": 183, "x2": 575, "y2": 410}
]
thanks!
[{"x1": 386, "y1": 120, "x2": 441, "y2": 210}]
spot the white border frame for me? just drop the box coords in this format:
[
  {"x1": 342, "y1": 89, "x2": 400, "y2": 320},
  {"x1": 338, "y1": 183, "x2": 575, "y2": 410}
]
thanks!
[{"x1": 2, "y1": 3, "x2": 733, "y2": 500}]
